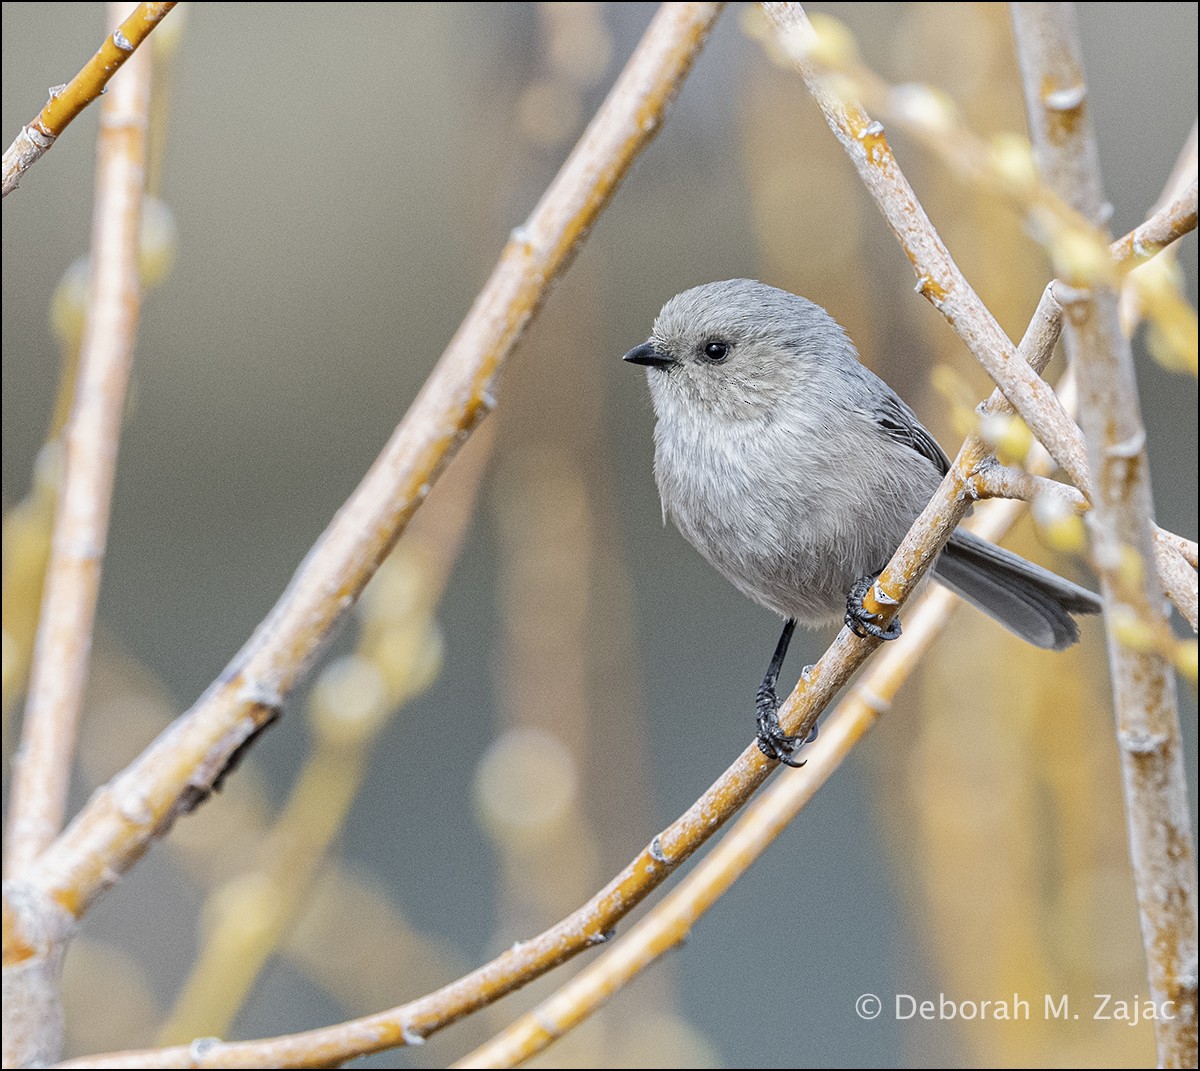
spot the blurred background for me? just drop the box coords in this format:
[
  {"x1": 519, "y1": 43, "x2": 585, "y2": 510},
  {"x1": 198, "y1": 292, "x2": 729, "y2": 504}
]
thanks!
[{"x1": 3, "y1": 3, "x2": 1197, "y2": 1067}]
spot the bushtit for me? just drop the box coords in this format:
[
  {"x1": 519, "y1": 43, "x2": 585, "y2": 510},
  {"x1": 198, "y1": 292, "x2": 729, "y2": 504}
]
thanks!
[{"x1": 624, "y1": 279, "x2": 1100, "y2": 765}]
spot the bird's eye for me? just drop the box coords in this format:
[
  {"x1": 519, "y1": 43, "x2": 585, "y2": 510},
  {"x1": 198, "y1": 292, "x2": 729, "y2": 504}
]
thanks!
[{"x1": 702, "y1": 341, "x2": 730, "y2": 363}]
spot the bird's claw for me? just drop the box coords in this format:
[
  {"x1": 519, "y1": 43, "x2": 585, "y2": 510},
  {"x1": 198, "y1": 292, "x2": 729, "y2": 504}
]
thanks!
[
  {"x1": 755, "y1": 684, "x2": 817, "y2": 767},
  {"x1": 845, "y1": 575, "x2": 902, "y2": 641}
]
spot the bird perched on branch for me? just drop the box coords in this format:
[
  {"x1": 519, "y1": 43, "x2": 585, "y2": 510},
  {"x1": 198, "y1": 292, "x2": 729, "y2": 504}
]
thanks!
[{"x1": 624, "y1": 279, "x2": 1101, "y2": 765}]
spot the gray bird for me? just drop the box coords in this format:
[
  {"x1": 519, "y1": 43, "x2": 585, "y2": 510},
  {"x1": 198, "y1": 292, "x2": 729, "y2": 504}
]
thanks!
[{"x1": 623, "y1": 279, "x2": 1101, "y2": 765}]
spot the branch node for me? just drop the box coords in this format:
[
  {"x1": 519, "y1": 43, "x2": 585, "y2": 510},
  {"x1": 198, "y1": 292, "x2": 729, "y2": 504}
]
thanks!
[
  {"x1": 648, "y1": 836, "x2": 669, "y2": 863},
  {"x1": 188, "y1": 1036, "x2": 222, "y2": 1061},
  {"x1": 237, "y1": 678, "x2": 283, "y2": 710},
  {"x1": 1049, "y1": 279, "x2": 1090, "y2": 306},
  {"x1": 1044, "y1": 84, "x2": 1086, "y2": 111},
  {"x1": 1118, "y1": 727, "x2": 1170, "y2": 754},
  {"x1": 871, "y1": 581, "x2": 899, "y2": 607},
  {"x1": 1105, "y1": 428, "x2": 1147, "y2": 459},
  {"x1": 400, "y1": 1026, "x2": 426, "y2": 1047}
]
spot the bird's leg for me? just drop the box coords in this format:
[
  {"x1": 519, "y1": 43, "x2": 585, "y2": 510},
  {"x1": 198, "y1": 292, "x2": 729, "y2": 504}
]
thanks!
[
  {"x1": 845, "y1": 574, "x2": 902, "y2": 641},
  {"x1": 755, "y1": 618, "x2": 816, "y2": 767}
]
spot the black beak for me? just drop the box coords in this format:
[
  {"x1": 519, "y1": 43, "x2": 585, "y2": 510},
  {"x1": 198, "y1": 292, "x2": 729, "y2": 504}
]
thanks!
[{"x1": 623, "y1": 341, "x2": 675, "y2": 369}]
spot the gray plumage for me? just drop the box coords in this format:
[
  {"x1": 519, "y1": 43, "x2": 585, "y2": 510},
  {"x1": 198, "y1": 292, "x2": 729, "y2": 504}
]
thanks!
[{"x1": 625, "y1": 278, "x2": 1101, "y2": 650}]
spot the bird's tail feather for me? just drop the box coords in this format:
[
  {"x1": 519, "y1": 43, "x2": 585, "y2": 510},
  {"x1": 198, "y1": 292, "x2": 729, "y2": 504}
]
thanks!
[{"x1": 933, "y1": 530, "x2": 1102, "y2": 650}]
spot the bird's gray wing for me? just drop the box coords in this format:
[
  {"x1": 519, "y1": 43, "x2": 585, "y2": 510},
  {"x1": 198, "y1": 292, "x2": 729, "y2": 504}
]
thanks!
[{"x1": 866, "y1": 389, "x2": 952, "y2": 476}]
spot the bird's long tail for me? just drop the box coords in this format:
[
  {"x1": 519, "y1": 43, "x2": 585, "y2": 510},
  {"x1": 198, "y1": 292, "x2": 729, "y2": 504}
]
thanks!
[{"x1": 933, "y1": 530, "x2": 1102, "y2": 650}]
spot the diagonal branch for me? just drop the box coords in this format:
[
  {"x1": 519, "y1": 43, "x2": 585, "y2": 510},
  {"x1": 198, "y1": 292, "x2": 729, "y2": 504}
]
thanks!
[
  {"x1": 454, "y1": 454, "x2": 1052, "y2": 1069},
  {"x1": 1, "y1": 2, "x2": 175, "y2": 197},
  {"x1": 1010, "y1": 5, "x2": 1198, "y2": 1068}
]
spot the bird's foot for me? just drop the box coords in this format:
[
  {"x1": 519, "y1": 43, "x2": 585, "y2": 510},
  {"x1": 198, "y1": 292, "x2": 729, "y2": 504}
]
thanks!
[
  {"x1": 845, "y1": 575, "x2": 902, "y2": 641},
  {"x1": 755, "y1": 683, "x2": 817, "y2": 767}
]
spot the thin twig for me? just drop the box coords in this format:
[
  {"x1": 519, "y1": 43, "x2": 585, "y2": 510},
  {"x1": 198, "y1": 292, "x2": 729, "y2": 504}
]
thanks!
[
  {"x1": 5, "y1": 6, "x2": 152, "y2": 878},
  {"x1": 2, "y1": 6, "x2": 152, "y2": 1065},
  {"x1": 1120, "y1": 122, "x2": 1198, "y2": 334},
  {"x1": 1011, "y1": 5, "x2": 1198, "y2": 1067},
  {"x1": 1, "y1": 2, "x2": 175, "y2": 197},
  {"x1": 1109, "y1": 179, "x2": 1198, "y2": 265}
]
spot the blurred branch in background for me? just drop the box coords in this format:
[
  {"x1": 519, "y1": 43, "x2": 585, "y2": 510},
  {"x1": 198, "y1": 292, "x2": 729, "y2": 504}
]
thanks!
[
  {"x1": 154, "y1": 423, "x2": 494, "y2": 1045},
  {"x1": 3, "y1": 4, "x2": 154, "y2": 1063},
  {"x1": 1, "y1": 126, "x2": 178, "y2": 747},
  {"x1": 5, "y1": 1, "x2": 152, "y2": 878},
  {"x1": 1, "y1": 2, "x2": 175, "y2": 197}
]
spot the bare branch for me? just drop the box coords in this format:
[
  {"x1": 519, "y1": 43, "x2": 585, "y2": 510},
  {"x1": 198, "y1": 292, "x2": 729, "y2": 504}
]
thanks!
[
  {"x1": 1011, "y1": 5, "x2": 1198, "y2": 1066},
  {"x1": 1, "y1": 2, "x2": 175, "y2": 197},
  {"x1": 1158, "y1": 527, "x2": 1199, "y2": 571},
  {"x1": 1110, "y1": 179, "x2": 1198, "y2": 266}
]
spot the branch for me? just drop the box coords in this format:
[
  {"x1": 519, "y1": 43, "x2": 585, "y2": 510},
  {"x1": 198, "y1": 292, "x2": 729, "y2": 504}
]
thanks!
[
  {"x1": 760, "y1": 2, "x2": 1093, "y2": 500},
  {"x1": 5, "y1": 4, "x2": 152, "y2": 878},
  {"x1": 1011, "y1": 5, "x2": 1198, "y2": 1067},
  {"x1": 455, "y1": 480, "x2": 1042, "y2": 1068},
  {"x1": 1, "y1": 2, "x2": 175, "y2": 197},
  {"x1": 1109, "y1": 178, "x2": 1198, "y2": 265},
  {"x1": 1119, "y1": 122, "x2": 1197, "y2": 341}
]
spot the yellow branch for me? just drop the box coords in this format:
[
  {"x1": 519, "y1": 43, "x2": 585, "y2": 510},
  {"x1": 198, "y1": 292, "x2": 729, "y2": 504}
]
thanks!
[{"x1": 2, "y1": 3, "x2": 176, "y2": 196}]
